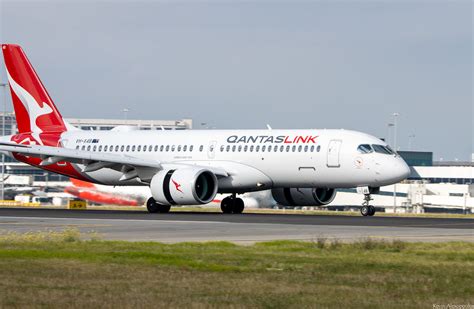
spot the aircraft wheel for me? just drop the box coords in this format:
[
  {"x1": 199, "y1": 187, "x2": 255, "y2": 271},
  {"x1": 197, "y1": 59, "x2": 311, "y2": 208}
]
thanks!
[
  {"x1": 146, "y1": 197, "x2": 170, "y2": 214},
  {"x1": 360, "y1": 205, "x2": 370, "y2": 217},
  {"x1": 147, "y1": 197, "x2": 160, "y2": 213},
  {"x1": 220, "y1": 197, "x2": 234, "y2": 214},
  {"x1": 159, "y1": 204, "x2": 171, "y2": 213},
  {"x1": 368, "y1": 206, "x2": 376, "y2": 216},
  {"x1": 232, "y1": 198, "x2": 245, "y2": 214}
]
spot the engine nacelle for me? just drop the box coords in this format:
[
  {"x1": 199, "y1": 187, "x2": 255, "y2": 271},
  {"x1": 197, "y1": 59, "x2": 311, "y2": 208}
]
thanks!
[
  {"x1": 271, "y1": 188, "x2": 336, "y2": 207},
  {"x1": 150, "y1": 168, "x2": 218, "y2": 206}
]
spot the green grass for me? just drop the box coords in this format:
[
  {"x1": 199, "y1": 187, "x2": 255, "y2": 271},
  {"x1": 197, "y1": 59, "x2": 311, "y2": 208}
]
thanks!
[{"x1": 0, "y1": 230, "x2": 473, "y2": 308}]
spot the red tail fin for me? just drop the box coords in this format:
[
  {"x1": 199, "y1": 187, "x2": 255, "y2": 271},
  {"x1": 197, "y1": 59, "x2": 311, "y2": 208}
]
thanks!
[{"x1": 2, "y1": 44, "x2": 66, "y2": 134}]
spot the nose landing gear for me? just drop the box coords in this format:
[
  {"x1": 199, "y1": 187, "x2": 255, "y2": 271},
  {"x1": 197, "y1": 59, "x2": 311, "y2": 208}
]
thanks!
[
  {"x1": 220, "y1": 194, "x2": 245, "y2": 214},
  {"x1": 361, "y1": 194, "x2": 376, "y2": 216}
]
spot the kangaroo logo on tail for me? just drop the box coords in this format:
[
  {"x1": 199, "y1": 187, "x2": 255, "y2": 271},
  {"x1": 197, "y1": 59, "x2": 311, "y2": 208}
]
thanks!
[
  {"x1": 6, "y1": 69, "x2": 53, "y2": 144},
  {"x1": 2, "y1": 44, "x2": 68, "y2": 145}
]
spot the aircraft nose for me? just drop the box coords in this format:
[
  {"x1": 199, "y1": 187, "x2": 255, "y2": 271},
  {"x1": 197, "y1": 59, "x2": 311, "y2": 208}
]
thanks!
[
  {"x1": 397, "y1": 158, "x2": 411, "y2": 181},
  {"x1": 377, "y1": 156, "x2": 411, "y2": 185}
]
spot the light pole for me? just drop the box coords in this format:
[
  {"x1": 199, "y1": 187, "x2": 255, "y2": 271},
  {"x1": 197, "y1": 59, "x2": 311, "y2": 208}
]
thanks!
[
  {"x1": 121, "y1": 108, "x2": 130, "y2": 121},
  {"x1": 387, "y1": 123, "x2": 394, "y2": 146},
  {"x1": 392, "y1": 113, "x2": 399, "y2": 209},
  {"x1": 0, "y1": 83, "x2": 7, "y2": 201},
  {"x1": 408, "y1": 134, "x2": 416, "y2": 150}
]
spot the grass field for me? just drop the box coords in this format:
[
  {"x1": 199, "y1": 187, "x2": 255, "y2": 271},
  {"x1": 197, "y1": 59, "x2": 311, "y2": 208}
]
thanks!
[{"x1": 0, "y1": 230, "x2": 473, "y2": 308}]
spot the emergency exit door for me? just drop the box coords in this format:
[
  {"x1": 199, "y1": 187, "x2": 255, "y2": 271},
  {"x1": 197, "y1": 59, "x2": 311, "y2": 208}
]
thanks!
[{"x1": 327, "y1": 140, "x2": 342, "y2": 167}]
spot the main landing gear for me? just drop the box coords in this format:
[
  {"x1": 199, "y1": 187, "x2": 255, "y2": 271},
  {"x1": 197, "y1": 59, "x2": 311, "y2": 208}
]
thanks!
[
  {"x1": 220, "y1": 194, "x2": 245, "y2": 214},
  {"x1": 146, "y1": 197, "x2": 171, "y2": 213},
  {"x1": 360, "y1": 194, "x2": 376, "y2": 216}
]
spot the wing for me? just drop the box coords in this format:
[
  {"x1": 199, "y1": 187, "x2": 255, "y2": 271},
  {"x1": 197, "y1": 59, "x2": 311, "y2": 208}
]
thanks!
[{"x1": 0, "y1": 142, "x2": 228, "y2": 183}]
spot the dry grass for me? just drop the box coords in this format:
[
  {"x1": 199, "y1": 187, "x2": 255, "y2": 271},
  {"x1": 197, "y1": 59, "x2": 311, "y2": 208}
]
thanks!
[{"x1": 0, "y1": 230, "x2": 473, "y2": 308}]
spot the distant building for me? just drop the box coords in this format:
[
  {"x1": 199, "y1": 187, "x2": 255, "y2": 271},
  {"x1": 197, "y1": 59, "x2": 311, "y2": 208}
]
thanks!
[
  {"x1": 397, "y1": 150, "x2": 472, "y2": 185},
  {"x1": 0, "y1": 113, "x2": 192, "y2": 182},
  {"x1": 398, "y1": 151, "x2": 433, "y2": 167}
]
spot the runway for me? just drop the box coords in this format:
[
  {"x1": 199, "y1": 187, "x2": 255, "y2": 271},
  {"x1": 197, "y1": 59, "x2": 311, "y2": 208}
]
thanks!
[{"x1": 0, "y1": 208, "x2": 472, "y2": 243}]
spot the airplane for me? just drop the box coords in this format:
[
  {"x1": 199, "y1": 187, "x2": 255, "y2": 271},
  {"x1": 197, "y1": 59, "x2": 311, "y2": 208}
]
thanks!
[{"x1": 0, "y1": 44, "x2": 410, "y2": 216}]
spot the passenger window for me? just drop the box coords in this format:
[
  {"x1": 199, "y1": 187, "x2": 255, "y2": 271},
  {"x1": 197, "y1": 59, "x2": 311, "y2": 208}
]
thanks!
[
  {"x1": 120, "y1": 145, "x2": 124, "y2": 152},
  {"x1": 154, "y1": 145, "x2": 158, "y2": 152},
  {"x1": 190, "y1": 145, "x2": 194, "y2": 152},
  {"x1": 292, "y1": 145, "x2": 296, "y2": 152},
  {"x1": 232, "y1": 145, "x2": 236, "y2": 152},
  {"x1": 126, "y1": 145, "x2": 130, "y2": 152},
  {"x1": 357, "y1": 144, "x2": 373, "y2": 154},
  {"x1": 177, "y1": 145, "x2": 182, "y2": 152},
  {"x1": 226, "y1": 145, "x2": 230, "y2": 152},
  {"x1": 160, "y1": 145, "x2": 164, "y2": 152},
  {"x1": 199, "y1": 145, "x2": 203, "y2": 152},
  {"x1": 273, "y1": 145, "x2": 278, "y2": 152},
  {"x1": 286, "y1": 145, "x2": 290, "y2": 152},
  {"x1": 76, "y1": 145, "x2": 79, "y2": 150},
  {"x1": 255, "y1": 145, "x2": 260, "y2": 152},
  {"x1": 137, "y1": 145, "x2": 141, "y2": 151},
  {"x1": 104, "y1": 145, "x2": 108, "y2": 152},
  {"x1": 244, "y1": 145, "x2": 248, "y2": 152},
  {"x1": 115, "y1": 145, "x2": 119, "y2": 152},
  {"x1": 261, "y1": 145, "x2": 266, "y2": 152},
  {"x1": 298, "y1": 145, "x2": 302, "y2": 152},
  {"x1": 317, "y1": 145, "x2": 321, "y2": 152},
  {"x1": 132, "y1": 145, "x2": 136, "y2": 152},
  {"x1": 238, "y1": 145, "x2": 242, "y2": 152},
  {"x1": 304, "y1": 145, "x2": 308, "y2": 152},
  {"x1": 280, "y1": 145, "x2": 284, "y2": 152},
  {"x1": 166, "y1": 145, "x2": 170, "y2": 152},
  {"x1": 250, "y1": 145, "x2": 254, "y2": 152},
  {"x1": 99, "y1": 145, "x2": 102, "y2": 152},
  {"x1": 171, "y1": 145, "x2": 176, "y2": 151},
  {"x1": 87, "y1": 145, "x2": 91, "y2": 151},
  {"x1": 220, "y1": 145, "x2": 224, "y2": 152},
  {"x1": 93, "y1": 145, "x2": 97, "y2": 151}
]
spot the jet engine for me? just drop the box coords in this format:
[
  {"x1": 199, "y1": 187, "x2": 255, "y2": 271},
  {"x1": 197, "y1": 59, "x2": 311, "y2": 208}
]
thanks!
[
  {"x1": 150, "y1": 168, "x2": 218, "y2": 205},
  {"x1": 271, "y1": 188, "x2": 336, "y2": 207}
]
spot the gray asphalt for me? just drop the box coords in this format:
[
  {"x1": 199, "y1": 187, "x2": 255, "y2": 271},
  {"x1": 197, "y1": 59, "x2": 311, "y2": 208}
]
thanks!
[{"x1": 0, "y1": 208, "x2": 472, "y2": 243}]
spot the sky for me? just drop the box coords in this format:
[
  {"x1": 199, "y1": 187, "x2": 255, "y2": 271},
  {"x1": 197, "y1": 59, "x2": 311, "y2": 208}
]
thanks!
[{"x1": 0, "y1": 0, "x2": 472, "y2": 161}]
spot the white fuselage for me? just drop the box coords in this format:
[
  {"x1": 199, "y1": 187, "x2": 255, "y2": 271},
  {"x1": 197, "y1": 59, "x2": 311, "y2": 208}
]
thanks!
[{"x1": 60, "y1": 128, "x2": 410, "y2": 192}]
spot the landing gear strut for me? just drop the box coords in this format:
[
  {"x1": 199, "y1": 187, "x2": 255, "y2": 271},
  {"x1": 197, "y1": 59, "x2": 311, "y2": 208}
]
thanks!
[
  {"x1": 146, "y1": 197, "x2": 171, "y2": 213},
  {"x1": 220, "y1": 194, "x2": 245, "y2": 214},
  {"x1": 360, "y1": 194, "x2": 376, "y2": 216}
]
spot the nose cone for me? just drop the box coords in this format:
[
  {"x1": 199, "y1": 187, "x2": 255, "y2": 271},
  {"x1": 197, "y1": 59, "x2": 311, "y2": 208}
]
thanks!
[
  {"x1": 377, "y1": 156, "x2": 411, "y2": 186},
  {"x1": 396, "y1": 157, "x2": 411, "y2": 182}
]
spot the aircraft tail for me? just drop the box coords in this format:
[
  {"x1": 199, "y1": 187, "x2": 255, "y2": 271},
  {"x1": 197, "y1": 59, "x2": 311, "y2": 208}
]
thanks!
[{"x1": 1, "y1": 44, "x2": 67, "y2": 135}]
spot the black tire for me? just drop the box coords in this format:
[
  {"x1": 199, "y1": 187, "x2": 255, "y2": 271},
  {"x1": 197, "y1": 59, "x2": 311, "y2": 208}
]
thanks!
[
  {"x1": 232, "y1": 198, "x2": 245, "y2": 214},
  {"x1": 146, "y1": 197, "x2": 159, "y2": 213},
  {"x1": 220, "y1": 197, "x2": 233, "y2": 214},
  {"x1": 158, "y1": 204, "x2": 171, "y2": 213},
  {"x1": 360, "y1": 205, "x2": 370, "y2": 216},
  {"x1": 368, "y1": 206, "x2": 376, "y2": 216}
]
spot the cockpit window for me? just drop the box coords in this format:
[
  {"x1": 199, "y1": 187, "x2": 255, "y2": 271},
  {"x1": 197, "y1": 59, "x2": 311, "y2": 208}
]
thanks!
[
  {"x1": 357, "y1": 144, "x2": 373, "y2": 154},
  {"x1": 372, "y1": 144, "x2": 394, "y2": 155}
]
